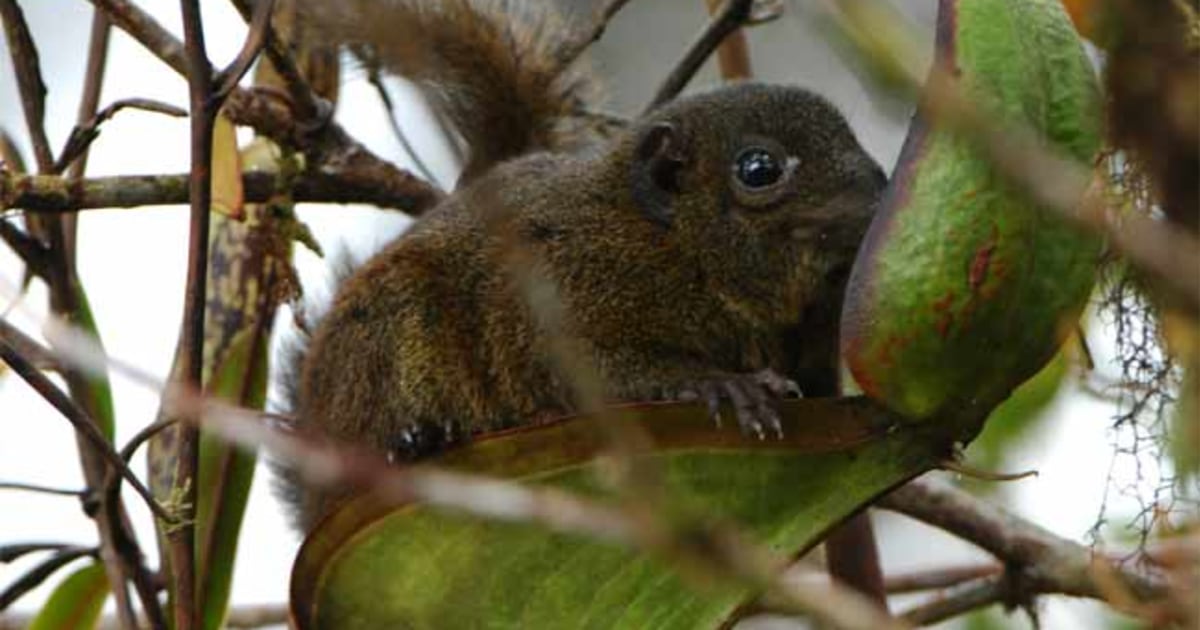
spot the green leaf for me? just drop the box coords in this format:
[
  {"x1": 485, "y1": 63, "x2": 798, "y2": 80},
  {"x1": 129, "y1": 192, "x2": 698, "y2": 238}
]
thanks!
[
  {"x1": 964, "y1": 349, "x2": 1067, "y2": 473},
  {"x1": 27, "y1": 562, "x2": 109, "y2": 630},
  {"x1": 69, "y1": 285, "x2": 115, "y2": 440},
  {"x1": 291, "y1": 398, "x2": 943, "y2": 629},
  {"x1": 841, "y1": 0, "x2": 1103, "y2": 428},
  {"x1": 195, "y1": 326, "x2": 270, "y2": 630}
]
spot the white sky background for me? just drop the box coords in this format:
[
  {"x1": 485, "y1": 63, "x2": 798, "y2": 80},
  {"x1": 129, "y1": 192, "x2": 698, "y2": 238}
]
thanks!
[{"x1": 0, "y1": 2, "x2": 1174, "y2": 628}]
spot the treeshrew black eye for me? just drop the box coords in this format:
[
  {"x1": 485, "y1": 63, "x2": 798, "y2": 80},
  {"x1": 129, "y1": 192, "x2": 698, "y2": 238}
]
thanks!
[{"x1": 734, "y1": 147, "x2": 784, "y2": 189}]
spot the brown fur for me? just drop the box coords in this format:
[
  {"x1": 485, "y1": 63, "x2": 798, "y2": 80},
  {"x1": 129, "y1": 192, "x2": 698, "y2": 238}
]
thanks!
[{"x1": 279, "y1": 3, "x2": 886, "y2": 532}]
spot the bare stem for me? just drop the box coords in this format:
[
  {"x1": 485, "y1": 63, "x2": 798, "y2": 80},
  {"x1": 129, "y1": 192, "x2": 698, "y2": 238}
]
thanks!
[
  {"x1": 163, "y1": 2, "x2": 220, "y2": 628},
  {"x1": 0, "y1": 0, "x2": 53, "y2": 172}
]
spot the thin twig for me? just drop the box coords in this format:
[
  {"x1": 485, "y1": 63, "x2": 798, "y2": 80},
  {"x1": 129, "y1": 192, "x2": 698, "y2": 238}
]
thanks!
[
  {"x1": 898, "y1": 574, "x2": 1011, "y2": 626},
  {"x1": 212, "y1": 0, "x2": 274, "y2": 103},
  {"x1": 121, "y1": 418, "x2": 179, "y2": 463},
  {"x1": 0, "y1": 481, "x2": 85, "y2": 498},
  {"x1": 0, "y1": 0, "x2": 53, "y2": 172},
  {"x1": 364, "y1": 65, "x2": 440, "y2": 185},
  {"x1": 646, "y1": 0, "x2": 781, "y2": 111},
  {"x1": 54, "y1": 98, "x2": 188, "y2": 174},
  {"x1": 704, "y1": 0, "x2": 754, "y2": 79},
  {"x1": 228, "y1": 0, "x2": 324, "y2": 122},
  {"x1": 65, "y1": 11, "x2": 111, "y2": 182},
  {"x1": 884, "y1": 563, "x2": 1002, "y2": 594},
  {"x1": 59, "y1": 9, "x2": 111, "y2": 272},
  {"x1": 0, "y1": 319, "x2": 174, "y2": 524},
  {"x1": 0, "y1": 546, "x2": 97, "y2": 610},
  {"x1": 166, "y1": 2, "x2": 219, "y2": 628},
  {"x1": 0, "y1": 219, "x2": 49, "y2": 278},
  {"x1": 68, "y1": 15, "x2": 169, "y2": 628}
]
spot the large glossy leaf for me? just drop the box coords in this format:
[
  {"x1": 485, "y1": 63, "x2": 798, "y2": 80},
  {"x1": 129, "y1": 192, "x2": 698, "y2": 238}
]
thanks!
[
  {"x1": 26, "y1": 562, "x2": 108, "y2": 630},
  {"x1": 841, "y1": 0, "x2": 1103, "y2": 428},
  {"x1": 291, "y1": 398, "x2": 944, "y2": 629}
]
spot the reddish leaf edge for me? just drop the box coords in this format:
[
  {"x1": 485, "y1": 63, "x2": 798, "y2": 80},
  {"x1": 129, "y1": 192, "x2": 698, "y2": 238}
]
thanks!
[{"x1": 289, "y1": 396, "x2": 956, "y2": 623}]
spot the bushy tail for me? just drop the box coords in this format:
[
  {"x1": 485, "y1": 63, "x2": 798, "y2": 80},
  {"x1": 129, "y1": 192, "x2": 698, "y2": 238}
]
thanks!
[{"x1": 302, "y1": 0, "x2": 609, "y2": 178}]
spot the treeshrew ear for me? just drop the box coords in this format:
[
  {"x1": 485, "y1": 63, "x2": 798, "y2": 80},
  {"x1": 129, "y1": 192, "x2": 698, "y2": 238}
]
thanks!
[{"x1": 629, "y1": 122, "x2": 688, "y2": 228}]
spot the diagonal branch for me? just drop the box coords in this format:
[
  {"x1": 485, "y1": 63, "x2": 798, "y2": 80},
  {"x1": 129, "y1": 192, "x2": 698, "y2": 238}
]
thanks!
[
  {"x1": 881, "y1": 479, "x2": 1168, "y2": 621},
  {"x1": 0, "y1": 0, "x2": 53, "y2": 172},
  {"x1": 228, "y1": 0, "x2": 324, "y2": 122},
  {"x1": 0, "y1": 318, "x2": 175, "y2": 524},
  {"x1": 646, "y1": 0, "x2": 782, "y2": 111},
  {"x1": 212, "y1": 0, "x2": 274, "y2": 103},
  {"x1": 54, "y1": 98, "x2": 188, "y2": 174},
  {"x1": 704, "y1": 0, "x2": 755, "y2": 80}
]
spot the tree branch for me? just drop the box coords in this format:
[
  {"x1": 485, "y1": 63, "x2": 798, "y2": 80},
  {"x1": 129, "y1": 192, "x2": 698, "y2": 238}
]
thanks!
[
  {"x1": 3, "y1": 169, "x2": 442, "y2": 214},
  {"x1": 881, "y1": 479, "x2": 1168, "y2": 621},
  {"x1": 0, "y1": 0, "x2": 53, "y2": 172},
  {"x1": 897, "y1": 574, "x2": 1021, "y2": 626},
  {"x1": 228, "y1": 0, "x2": 324, "y2": 122},
  {"x1": 0, "y1": 318, "x2": 174, "y2": 524},
  {"x1": 54, "y1": 98, "x2": 187, "y2": 174}
]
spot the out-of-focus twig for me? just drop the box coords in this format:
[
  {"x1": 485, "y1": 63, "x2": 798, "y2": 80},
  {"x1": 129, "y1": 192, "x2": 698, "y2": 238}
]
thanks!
[
  {"x1": 9, "y1": 290, "x2": 905, "y2": 630},
  {"x1": 54, "y1": 98, "x2": 188, "y2": 173}
]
